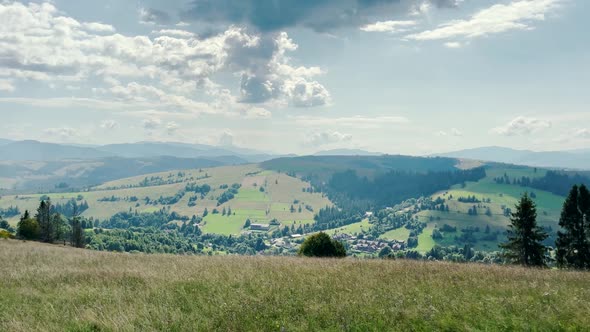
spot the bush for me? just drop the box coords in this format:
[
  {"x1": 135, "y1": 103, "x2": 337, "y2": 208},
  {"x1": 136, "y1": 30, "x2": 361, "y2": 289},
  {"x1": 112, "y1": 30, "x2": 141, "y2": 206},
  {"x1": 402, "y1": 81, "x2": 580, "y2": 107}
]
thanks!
[
  {"x1": 298, "y1": 232, "x2": 346, "y2": 258},
  {"x1": 0, "y1": 229, "x2": 14, "y2": 239},
  {"x1": 17, "y1": 218, "x2": 40, "y2": 240}
]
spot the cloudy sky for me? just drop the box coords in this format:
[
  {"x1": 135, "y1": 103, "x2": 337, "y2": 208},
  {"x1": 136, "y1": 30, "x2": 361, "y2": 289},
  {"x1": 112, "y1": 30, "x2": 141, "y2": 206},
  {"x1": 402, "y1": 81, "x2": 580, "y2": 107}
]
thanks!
[{"x1": 0, "y1": 0, "x2": 588, "y2": 154}]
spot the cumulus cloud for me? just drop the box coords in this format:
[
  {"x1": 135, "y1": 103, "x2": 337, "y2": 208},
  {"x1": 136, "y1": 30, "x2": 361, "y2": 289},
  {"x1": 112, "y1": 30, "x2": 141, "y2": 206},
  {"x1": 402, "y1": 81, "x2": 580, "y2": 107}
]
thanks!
[
  {"x1": 139, "y1": 8, "x2": 171, "y2": 25},
  {"x1": 152, "y1": 29, "x2": 195, "y2": 38},
  {"x1": 43, "y1": 127, "x2": 79, "y2": 140},
  {"x1": 573, "y1": 128, "x2": 590, "y2": 139},
  {"x1": 100, "y1": 120, "x2": 119, "y2": 130},
  {"x1": 360, "y1": 20, "x2": 417, "y2": 33},
  {"x1": 304, "y1": 131, "x2": 353, "y2": 146},
  {"x1": 82, "y1": 22, "x2": 115, "y2": 33},
  {"x1": 407, "y1": 0, "x2": 561, "y2": 41},
  {"x1": 0, "y1": 79, "x2": 15, "y2": 92},
  {"x1": 491, "y1": 116, "x2": 551, "y2": 136},
  {"x1": 444, "y1": 41, "x2": 462, "y2": 48},
  {"x1": 218, "y1": 131, "x2": 234, "y2": 146},
  {"x1": 166, "y1": 121, "x2": 180, "y2": 135},
  {"x1": 143, "y1": 117, "x2": 162, "y2": 130},
  {"x1": 0, "y1": 2, "x2": 330, "y2": 119},
  {"x1": 181, "y1": 0, "x2": 458, "y2": 32}
]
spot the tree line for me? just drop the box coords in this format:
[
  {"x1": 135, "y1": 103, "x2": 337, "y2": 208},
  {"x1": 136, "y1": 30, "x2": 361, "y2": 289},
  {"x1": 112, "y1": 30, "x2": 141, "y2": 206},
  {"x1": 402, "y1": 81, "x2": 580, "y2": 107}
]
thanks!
[
  {"x1": 500, "y1": 184, "x2": 590, "y2": 269},
  {"x1": 15, "y1": 199, "x2": 85, "y2": 248}
]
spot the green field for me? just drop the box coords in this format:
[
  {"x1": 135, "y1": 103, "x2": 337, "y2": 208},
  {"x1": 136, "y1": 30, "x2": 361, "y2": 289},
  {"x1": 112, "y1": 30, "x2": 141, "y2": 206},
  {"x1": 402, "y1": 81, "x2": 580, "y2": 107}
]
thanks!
[
  {"x1": 2, "y1": 240, "x2": 589, "y2": 331},
  {"x1": 326, "y1": 218, "x2": 372, "y2": 236},
  {"x1": 410, "y1": 166, "x2": 567, "y2": 252},
  {"x1": 379, "y1": 227, "x2": 410, "y2": 241},
  {"x1": 0, "y1": 165, "x2": 332, "y2": 234}
]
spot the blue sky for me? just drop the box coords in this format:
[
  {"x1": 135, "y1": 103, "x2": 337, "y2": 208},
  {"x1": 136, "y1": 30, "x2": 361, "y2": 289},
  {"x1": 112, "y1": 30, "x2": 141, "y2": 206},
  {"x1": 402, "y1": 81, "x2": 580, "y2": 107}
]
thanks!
[{"x1": 0, "y1": 0, "x2": 588, "y2": 154}]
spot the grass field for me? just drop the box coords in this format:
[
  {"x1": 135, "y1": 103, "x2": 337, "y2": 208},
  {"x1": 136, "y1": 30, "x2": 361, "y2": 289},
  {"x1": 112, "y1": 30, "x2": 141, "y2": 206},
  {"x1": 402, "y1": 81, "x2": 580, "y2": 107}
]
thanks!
[
  {"x1": 2, "y1": 240, "x2": 590, "y2": 331},
  {"x1": 326, "y1": 218, "x2": 372, "y2": 236},
  {"x1": 410, "y1": 166, "x2": 568, "y2": 252},
  {"x1": 379, "y1": 227, "x2": 410, "y2": 241},
  {"x1": 0, "y1": 165, "x2": 332, "y2": 234}
]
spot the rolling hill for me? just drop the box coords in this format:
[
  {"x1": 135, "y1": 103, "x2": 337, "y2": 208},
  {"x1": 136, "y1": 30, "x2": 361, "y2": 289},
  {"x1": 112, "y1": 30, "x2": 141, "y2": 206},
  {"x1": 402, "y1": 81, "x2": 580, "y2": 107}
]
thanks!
[
  {"x1": 0, "y1": 164, "x2": 332, "y2": 236},
  {"x1": 2, "y1": 155, "x2": 588, "y2": 256}
]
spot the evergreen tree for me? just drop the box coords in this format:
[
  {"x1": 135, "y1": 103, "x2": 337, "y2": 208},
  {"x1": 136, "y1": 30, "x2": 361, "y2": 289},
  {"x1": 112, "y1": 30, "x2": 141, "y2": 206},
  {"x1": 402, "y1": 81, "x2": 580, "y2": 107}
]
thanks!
[
  {"x1": 17, "y1": 210, "x2": 39, "y2": 240},
  {"x1": 70, "y1": 205, "x2": 85, "y2": 248},
  {"x1": 499, "y1": 193, "x2": 548, "y2": 267},
  {"x1": 556, "y1": 185, "x2": 590, "y2": 269},
  {"x1": 36, "y1": 200, "x2": 56, "y2": 243}
]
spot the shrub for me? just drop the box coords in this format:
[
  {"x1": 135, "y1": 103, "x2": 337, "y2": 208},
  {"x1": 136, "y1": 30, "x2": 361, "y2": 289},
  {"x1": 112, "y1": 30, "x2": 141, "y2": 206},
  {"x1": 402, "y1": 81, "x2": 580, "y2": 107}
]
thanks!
[
  {"x1": 298, "y1": 232, "x2": 346, "y2": 258},
  {"x1": 0, "y1": 229, "x2": 14, "y2": 239}
]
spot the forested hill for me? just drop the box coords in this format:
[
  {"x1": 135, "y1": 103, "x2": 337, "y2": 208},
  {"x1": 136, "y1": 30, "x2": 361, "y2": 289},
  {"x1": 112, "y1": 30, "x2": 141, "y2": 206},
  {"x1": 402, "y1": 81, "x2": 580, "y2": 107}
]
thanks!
[
  {"x1": 262, "y1": 155, "x2": 462, "y2": 181},
  {"x1": 263, "y1": 155, "x2": 486, "y2": 210}
]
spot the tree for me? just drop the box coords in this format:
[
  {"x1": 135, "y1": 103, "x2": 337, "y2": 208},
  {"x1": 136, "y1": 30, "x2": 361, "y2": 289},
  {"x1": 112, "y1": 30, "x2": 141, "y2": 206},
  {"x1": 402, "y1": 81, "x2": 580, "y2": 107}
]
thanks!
[
  {"x1": 378, "y1": 246, "x2": 393, "y2": 258},
  {"x1": 70, "y1": 205, "x2": 85, "y2": 248},
  {"x1": 36, "y1": 200, "x2": 56, "y2": 243},
  {"x1": 499, "y1": 193, "x2": 548, "y2": 267},
  {"x1": 298, "y1": 232, "x2": 346, "y2": 258},
  {"x1": 556, "y1": 185, "x2": 590, "y2": 269},
  {"x1": 17, "y1": 210, "x2": 39, "y2": 240}
]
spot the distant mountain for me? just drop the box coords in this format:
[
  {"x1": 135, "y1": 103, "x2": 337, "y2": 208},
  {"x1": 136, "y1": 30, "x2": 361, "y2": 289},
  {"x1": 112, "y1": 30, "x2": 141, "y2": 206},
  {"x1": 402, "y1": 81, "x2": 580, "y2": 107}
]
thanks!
[
  {"x1": 0, "y1": 156, "x2": 233, "y2": 191},
  {"x1": 437, "y1": 146, "x2": 590, "y2": 170},
  {"x1": 0, "y1": 140, "x2": 278, "y2": 163},
  {"x1": 314, "y1": 149, "x2": 383, "y2": 156},
  {"x1": 0, "y1": 140, "x2": 112, "y2": 161},
  {"x1": 0, "y1": 138, "x2": 13, "y2": 146}
]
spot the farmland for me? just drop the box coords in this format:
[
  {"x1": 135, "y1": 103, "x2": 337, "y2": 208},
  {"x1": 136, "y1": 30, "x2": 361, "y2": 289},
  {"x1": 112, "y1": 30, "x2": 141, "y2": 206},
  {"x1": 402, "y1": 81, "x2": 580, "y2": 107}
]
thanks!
[{"x1": 0, "y1": 165, "x2": 331, "y2": 235}]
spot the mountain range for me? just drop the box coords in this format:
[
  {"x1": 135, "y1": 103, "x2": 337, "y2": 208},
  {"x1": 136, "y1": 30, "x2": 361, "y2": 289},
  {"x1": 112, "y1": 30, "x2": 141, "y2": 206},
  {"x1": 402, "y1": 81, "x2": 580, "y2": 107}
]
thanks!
[
  {"x1": 437, "y1": 146, "x2": 590, "y2": 170},
  {"x1": 0, "y1": 140, "x2": 277, "y2": 163}
]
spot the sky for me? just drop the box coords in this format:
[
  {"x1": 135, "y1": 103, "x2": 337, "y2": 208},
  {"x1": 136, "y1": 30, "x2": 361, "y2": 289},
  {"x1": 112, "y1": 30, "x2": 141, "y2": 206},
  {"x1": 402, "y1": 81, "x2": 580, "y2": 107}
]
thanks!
[{"x1": 0, "y1": 0, "x2": 589, "y2": 155}]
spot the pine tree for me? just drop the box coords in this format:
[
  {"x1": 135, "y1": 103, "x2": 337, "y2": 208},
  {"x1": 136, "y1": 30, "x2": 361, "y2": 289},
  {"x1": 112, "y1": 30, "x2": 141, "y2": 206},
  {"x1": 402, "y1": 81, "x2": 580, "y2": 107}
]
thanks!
[
  {"x1": 499, "y1": 193, "x2": 548, "y2": 267},
  {"x1": 70, "y1": 204, "x2": 85, "y2": 248},
  {"x1": 36, "y1": 200, "x2": 55, "y2": 243},
  {"x1": 556, "y1": 185, "x2": 590, "y2": 269}
]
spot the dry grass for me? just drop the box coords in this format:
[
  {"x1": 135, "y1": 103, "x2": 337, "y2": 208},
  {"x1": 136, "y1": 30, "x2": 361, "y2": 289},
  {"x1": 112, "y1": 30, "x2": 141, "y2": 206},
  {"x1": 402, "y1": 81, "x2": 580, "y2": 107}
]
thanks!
[{"x1": 1, "y1": 239, "x2": 589, "y2": 331}]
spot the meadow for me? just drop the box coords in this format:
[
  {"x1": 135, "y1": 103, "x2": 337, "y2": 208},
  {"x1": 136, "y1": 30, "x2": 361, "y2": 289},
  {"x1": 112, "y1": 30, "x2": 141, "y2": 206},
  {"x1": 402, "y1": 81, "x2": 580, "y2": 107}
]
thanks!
[
  {"x1": 1, "y1": 240, "x2": 589, "y2": 331},
  {"x1": 0, "y1": 165, "x2": 331, "y2": 235}
]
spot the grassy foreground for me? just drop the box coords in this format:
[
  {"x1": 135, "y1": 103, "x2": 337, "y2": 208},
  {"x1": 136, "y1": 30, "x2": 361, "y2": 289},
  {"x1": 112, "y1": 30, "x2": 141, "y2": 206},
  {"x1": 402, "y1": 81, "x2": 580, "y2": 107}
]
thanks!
[{"x1": 1, "y1": 240, "x2": 589, "y2": 331}]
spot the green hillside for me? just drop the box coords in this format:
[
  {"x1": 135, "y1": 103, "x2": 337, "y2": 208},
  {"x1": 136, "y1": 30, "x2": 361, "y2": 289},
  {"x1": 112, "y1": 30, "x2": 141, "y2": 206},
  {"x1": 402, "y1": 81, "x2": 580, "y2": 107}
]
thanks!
[
  {"x1": 0, "y1": 165, "x2": 332, "y2": 235},
  {"x1": 2, "y1": 240, "x2": 589, "y2": 331}
]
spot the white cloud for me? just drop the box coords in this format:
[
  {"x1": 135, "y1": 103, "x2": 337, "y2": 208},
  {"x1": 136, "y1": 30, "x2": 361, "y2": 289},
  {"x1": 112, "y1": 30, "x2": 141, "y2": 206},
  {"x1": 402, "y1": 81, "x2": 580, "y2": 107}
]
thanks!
[
  {"x1": 82, "y1": 22, "x2": 115, "y2": 33},
  {"x1": 573, "y1": 128, "x2": 590, "y2": 139},
  {"x1": 360, "y1": 20, "x2": 417, "y2": 33},
  {"x1": 438, "y1": 128, "x2": 463, "y2": 136},
  {"x1": 219, "y1": 131, "x2": 234, "y2": 146},
  {"x1": 304, "y1": 131, "x2": 352, "y2": 146},
  {"x1": 166, "y1": 121, "x2": 180, "y2": 135},
  {"x1": 491, "y1": 116, "x2": 551, "y2": 136},
  {"x1": 100, "y1": 120, "x2": 119, "y2": 130},
  {"x1": 407, "y1": 0, "x2": 561, "y2": 41},
  {"x1": 43, "y1": 127, "x2": 79, "y2": 140},
  {"x1": 0, "y1": 79, "x2": 15, "y2": 92},
  {"x1": 143, "y1": 117, "x2": 161, "y2": 130},
  {"x1": 0, "y1": 1, "x2": 330, "y2": 121},
  {"x1": 444, "y1": 41, "x2": 462, "y2": 48},
  {"x1": 152, "y1": 29, "x2": 195, "y2": 38},
  {"x1": 450, "y1": 128, "x2": 463, "y2": 136}
]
